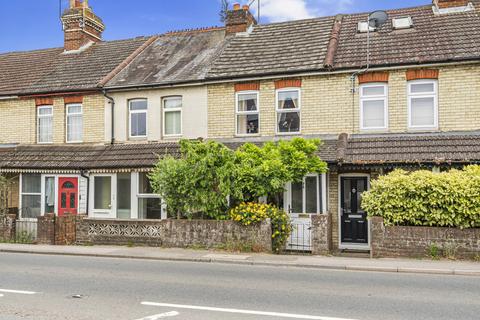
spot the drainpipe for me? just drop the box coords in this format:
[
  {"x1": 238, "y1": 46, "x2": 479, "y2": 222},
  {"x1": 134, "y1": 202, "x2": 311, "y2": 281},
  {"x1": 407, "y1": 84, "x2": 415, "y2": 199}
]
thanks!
[
  {"x1": 102, "y1": 89, "x2": 115, "y2": 144},
  {"x1": 80, "y1": 169, "x2": 89, "y2": 216}
]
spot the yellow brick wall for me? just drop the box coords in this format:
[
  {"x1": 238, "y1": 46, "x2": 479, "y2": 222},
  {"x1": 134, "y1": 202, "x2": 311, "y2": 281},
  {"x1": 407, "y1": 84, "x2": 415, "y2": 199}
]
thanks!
[
  {"x1": 207, "y1": 64, "x2": 480, "y2": 138},
  {"x1": 0, "y1": 94, "x2": 105, "y2": 144}
]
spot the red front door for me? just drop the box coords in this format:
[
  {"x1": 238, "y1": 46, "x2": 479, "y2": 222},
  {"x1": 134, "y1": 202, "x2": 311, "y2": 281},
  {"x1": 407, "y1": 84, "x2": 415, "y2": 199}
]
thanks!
[{"x1": 58, "y1": 177, "x2": 78, "y2": 216}]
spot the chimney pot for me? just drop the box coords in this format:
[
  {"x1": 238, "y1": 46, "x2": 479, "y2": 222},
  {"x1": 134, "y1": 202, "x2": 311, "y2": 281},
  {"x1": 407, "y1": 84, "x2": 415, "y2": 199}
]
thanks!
[
  {"x1": 242, "y1": 5, "x2": 249, "y2": 10},
  {"x1": 233, "y1": 3, "x2": 241, "y2": 10}
]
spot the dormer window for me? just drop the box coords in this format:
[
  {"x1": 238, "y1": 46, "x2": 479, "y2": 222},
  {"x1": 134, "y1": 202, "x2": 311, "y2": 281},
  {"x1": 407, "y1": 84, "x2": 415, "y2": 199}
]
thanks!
[{"x1": 392, "y1": 17, "x2": 414, "y2": 29}]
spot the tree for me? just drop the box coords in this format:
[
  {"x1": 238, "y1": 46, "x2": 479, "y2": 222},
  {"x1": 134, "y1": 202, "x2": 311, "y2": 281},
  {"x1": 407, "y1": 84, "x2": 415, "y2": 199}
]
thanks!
[
  {"x1": 235, "y1": 138, "x2": 328, "y2": 201},
  {"x1": 149, "y1": 140, "x2": 238, "y2": 219},
  {"x1": 0, "y1": 175, "x2": 9, "y2": 216},
  {"x1": 219, "y1": 0, "x2": 230, "y2": 23}
]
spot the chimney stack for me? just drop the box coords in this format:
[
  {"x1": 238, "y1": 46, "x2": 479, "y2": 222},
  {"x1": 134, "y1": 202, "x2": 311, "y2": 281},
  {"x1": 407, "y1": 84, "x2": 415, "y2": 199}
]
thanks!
[
  {"x1": 433, "y1": 0, "x2": 469, "y2": 9},
  {"x1": 225, "y1": 3, "x2": 257, "y2": 35},
  {"x1": 61, "y1": 0, "x2": 105, "y2": 52}
]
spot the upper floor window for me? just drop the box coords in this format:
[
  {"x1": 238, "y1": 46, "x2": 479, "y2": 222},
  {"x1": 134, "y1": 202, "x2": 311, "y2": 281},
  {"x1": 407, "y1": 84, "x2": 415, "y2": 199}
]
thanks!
[
  {"x1": 276, "y1": 89, "x2": 301, "y2": 134},
  {"x1": 37, "y1": 106, "x2": 53, "y2": 144},
  {"x1": 408, "y1": 80, "x2": 438, "y2": 130},
  {"x1": 236, "y1": 91, "x2": 259, "y2": 135},
  {"x1": 66, "y1": 104, "x2": 83, "y2": 143},
  {"x1": 163, "y1": 97, "x2": 182, "y2": 136},
  {"x1": 360, "y1": 83, "x2": 388, "y2": 130},
  {"x1": 129, "y1": 99, "x2": 147, "y2": 138}
]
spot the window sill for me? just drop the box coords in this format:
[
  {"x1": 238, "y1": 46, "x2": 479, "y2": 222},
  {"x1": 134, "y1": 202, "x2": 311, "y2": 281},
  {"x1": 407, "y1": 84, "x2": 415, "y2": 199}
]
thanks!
[
  {"x1": 235, "y1": 133, "x2": 261, "y2": 138},
  {"x1": 275, "y1": 132, "x2": 302, "y2": 136}
]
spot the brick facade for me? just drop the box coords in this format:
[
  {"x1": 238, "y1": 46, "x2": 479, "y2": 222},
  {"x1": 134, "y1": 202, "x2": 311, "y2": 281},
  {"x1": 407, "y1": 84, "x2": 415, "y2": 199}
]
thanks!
[
  {"x1": 76, "y1": 218, "x2": 272, "y2": 252},
  {"x1": 0, "y1": 94, "x2": 106, "y2": 144},
  {"x1": 207, "y1": 64, "x2": 480, "y2": 138},
  {"x1": 370, "y1": 216, "x2": 480, "y2": 259}
]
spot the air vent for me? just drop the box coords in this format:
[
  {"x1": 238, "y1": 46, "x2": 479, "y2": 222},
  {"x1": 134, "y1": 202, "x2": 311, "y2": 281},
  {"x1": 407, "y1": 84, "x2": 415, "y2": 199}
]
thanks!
[
  {"x1": 357, "y1": 21, "x2": 375, "y2": 33},
  {"x1": 392, "y1": 17, "x2": 414, "y2": 29}
]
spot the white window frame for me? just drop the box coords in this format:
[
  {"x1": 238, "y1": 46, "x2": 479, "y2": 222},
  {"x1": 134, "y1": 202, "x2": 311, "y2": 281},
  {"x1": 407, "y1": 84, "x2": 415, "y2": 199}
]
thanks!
[
  {"x1": 128, "y1": 99, "x2": 148, "y2": 139},
  {"x1": 19, "y1": 174, "x2": 42, "y2": 220},
  {"x1": 284, "y1": 173, "x2": 327, "y2": 216},
  {"x1": 162, "y1": 96, "x2": 183, "y2": 137},
  {"x1": 359, "y1": 83, "x2": 389, "y2": 130},
  {"x1": 37, "y1": 105, "x2": 53, "y2": 144},
  {"x1": 65, "y1": 103, "x2": 83, "y2": 143},
  {"x1": 275, "y1": 88, "x2": 302, "y2": 135},
  {"x1": 235, "y1": 91, "x2": 260, "y2": 136},
  {"x1": 136, "y1": 172, "x2": 166, "y2": 220},
  {"x1": 407, "y1": 80, "x2": 438, "y2": 130}
]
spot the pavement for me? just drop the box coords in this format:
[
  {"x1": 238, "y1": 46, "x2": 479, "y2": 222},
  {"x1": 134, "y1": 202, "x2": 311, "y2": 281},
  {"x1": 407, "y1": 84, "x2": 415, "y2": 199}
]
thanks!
[
  {"x1": 0, "y1": 243, "x2": 479, "y2": 277},
  {"x1": 1, "y1": 252, "x2": 480, "y2": 320}
]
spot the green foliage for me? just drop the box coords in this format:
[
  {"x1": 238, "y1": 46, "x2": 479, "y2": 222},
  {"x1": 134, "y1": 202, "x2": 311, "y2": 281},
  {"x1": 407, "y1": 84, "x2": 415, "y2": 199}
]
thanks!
[
  {"x1": 362, "y1": 166, "x2": 480, "y2": 228},
  {"x1": 429, "y1": 244, "x2": 440, "y2": 260},
  {"x1": 150, "y1": 138, "x2": 327, "y2": 220},
  {"x1": 235, "y1": 138, "x2": 328, "y2": 199},
  {"x1": 150, "y1": 140, "x2": 237, "y2": 219},
  {"x1": 229, "y1": 202, "x2": 292, "y2": 253}
]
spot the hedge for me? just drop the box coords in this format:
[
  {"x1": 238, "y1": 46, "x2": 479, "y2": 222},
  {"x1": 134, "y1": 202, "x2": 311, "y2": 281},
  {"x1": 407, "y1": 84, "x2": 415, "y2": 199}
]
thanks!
[{"x1": 362, "y1": 166, "x2": 480, "y2": 228}]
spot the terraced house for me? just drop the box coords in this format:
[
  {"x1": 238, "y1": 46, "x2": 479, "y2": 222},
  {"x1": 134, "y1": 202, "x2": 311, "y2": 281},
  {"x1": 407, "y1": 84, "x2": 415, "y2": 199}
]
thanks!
[{"x1": 1, "y1": 0, "x2": 480, "y2": 252}]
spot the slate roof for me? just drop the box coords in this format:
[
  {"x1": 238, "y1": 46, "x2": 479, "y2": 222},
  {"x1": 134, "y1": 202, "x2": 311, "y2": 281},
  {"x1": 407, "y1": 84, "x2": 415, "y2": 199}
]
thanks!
[
  {"x1": 340, "y1": 132, "x2": 480, "y2": 165},
  {"x1": 0, "y1": 37, "x2": 150, "y2": 96},
  {"x1": 207, "y1": 16, "x2": 335, "y2": 79},
  {"x1": 106, "y1": 29, "x2": 229, "y2": 88},
  {"x1": 334, "y1": 1, "x2": 480, "y2": 69}
]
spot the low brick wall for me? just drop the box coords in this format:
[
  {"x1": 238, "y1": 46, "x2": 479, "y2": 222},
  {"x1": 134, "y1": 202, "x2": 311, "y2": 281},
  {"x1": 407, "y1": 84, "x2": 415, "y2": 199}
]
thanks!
[
  {"x1": 371, "y1": 217, "x2": 480, "y2": 259},
  {"x1": 76, "y1": 218, "x2": 272, "y2": 252},
  {"x1": 0, "y1": 214, "x2": 16, "y2": 241},
  {"x1": 37, "y1": 214, "x2": 78, "y2": 245},
  {"x1": 311, "y1": 214, "x2": 332, "y2": 255}
]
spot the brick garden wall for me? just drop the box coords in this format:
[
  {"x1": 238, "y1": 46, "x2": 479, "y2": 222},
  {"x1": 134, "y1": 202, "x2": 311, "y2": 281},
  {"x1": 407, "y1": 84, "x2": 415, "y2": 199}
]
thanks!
[
  {"x1": 370, "y1": 217, "x2": 480, "y2": 259},
  {"x1": 76, "y1": 217, "x2": 272, "y2": 252},
  {"x1": 0, "y1": 214, "x2": 16, "y2": 241},
  {"x1": 37, "y1": 214, "x2": 77, "y2": 245}
]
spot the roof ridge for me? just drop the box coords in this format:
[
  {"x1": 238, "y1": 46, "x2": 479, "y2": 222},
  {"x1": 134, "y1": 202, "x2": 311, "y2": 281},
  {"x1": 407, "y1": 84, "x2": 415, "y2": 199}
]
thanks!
[{"x1": 165, "y1": 26, "x2": 225, "y2": 36}]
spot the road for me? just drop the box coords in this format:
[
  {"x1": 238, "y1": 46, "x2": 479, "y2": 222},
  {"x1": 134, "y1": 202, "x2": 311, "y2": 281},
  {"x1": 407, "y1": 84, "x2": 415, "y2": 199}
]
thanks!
[{"x1": 0, "y1": 252, "x2": 479, "y2": 320}]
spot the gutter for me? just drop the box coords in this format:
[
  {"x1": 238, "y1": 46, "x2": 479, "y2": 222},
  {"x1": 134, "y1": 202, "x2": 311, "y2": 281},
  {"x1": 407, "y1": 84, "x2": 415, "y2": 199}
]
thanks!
[
  {"x1": 0, "y1": 96, "x2": 19, "y2": 101},
  {"x1": 102, "y1": 90, "x2": 115, "y2": 144},
  {"x1": 102, "y1": 59, "x2": 480, "y2": 92}
]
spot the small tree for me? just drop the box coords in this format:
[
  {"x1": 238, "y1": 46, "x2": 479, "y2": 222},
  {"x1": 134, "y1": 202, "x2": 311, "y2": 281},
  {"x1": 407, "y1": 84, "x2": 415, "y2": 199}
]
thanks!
[
  {"x1": 235, "y1": 138, "x2": 328, "y2": 201},
  {"x1": 219, "y1": 0, "x2": 230, "y2": 23}
]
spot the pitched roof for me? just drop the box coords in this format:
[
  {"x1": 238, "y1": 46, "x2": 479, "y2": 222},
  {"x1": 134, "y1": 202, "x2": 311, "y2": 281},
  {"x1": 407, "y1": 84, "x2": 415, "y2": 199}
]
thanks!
[
  {"x1": 0, "y1": 37, "x2": 151, "y2": 96},
  {"x1": 207, "y1": 16, "x2": 335, "y2": 79},
  {"x1": 334, "y1": 1, "x2": 480, "y2": 69},
  {"x1": 339, "y1": 131, "x2": 480, "y2": 165},
  {"x1": 106, "y1": 29, "x2": 229, "y2": 88}
]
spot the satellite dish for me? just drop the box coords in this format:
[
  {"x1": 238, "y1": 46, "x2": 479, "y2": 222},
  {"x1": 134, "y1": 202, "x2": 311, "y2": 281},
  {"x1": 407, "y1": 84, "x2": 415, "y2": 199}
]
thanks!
[{"x1": 368, "y1": 10, "x2": 388, "y2": 28}]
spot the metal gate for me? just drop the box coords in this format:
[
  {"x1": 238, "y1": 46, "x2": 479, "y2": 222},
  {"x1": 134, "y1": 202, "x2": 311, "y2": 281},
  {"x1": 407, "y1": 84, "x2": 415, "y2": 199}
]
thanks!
[{"x1": 286, "y1": 218, "x2": 312, "y2": 251}]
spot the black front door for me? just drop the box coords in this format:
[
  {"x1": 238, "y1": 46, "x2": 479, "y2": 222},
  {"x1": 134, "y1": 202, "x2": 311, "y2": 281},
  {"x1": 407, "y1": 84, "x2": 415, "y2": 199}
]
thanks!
[{"x1": 340, "y1": 177, "x2": 368, "y2": 244}]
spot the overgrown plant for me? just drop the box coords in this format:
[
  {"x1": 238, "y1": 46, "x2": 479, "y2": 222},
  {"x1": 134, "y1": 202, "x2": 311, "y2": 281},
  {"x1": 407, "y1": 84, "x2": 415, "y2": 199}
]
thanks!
[
  {"x1": 362, "y1": 166, "x2": 480, "y2": 228},
  {"x1": 229, "y1": 202, "x2": 292, "y2": 253}
]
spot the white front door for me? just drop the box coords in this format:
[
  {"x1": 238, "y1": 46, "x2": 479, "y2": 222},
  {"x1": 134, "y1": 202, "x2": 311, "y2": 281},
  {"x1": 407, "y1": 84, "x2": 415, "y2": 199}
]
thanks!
[
  {"x1": 90, "y1": 174, "x2": 116, "y2": 219},
  {"x1": 285, "y1": 174, "x2": 324, "y2": 251}
]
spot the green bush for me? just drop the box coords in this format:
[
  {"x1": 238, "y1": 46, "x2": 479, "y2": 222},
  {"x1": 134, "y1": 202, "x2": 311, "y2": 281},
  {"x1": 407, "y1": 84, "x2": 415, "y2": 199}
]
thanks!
[
  {"x1": 229, "y1": 202, "x2": 292, "y2": 253},
  {"x1": 362, "y1": 166, "x2": 480, "y2": 228}
]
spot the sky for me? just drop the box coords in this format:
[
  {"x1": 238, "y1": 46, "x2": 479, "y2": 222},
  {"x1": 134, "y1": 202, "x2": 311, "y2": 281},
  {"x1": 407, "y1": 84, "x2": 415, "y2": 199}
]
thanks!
[{"x1": 0, "y1": 0, "x2": 429, "y2": 53}]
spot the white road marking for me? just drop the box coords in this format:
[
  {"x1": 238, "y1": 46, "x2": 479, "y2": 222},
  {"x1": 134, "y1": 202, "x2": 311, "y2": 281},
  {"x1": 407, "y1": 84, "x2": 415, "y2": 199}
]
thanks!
[
  {"x1": 141, "y1": 302, "x2": 358, "y2": 320},
  {"x1": 0, "y1": 289, "x2": 37, "y2": 295},
  {"x1": 135, "y1": 311, "x2": 179, "y2": 320}
]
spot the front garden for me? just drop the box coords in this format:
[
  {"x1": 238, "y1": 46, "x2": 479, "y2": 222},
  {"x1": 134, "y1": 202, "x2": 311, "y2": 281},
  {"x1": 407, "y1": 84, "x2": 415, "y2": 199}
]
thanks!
[{"x1": 149, "y1": 138, "x2": 327, "y2": 252}]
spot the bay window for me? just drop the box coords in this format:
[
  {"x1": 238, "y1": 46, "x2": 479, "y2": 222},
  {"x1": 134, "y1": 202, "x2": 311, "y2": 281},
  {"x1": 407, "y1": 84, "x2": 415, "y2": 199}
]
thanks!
[
  {"x1": 37, "y1": 106, "x2": 53, "y2": 143},
  {"x1": 360, "y1": 83, "x2": 388, "y2": 130},
  {"x1": 129, "y1": 99, "x2": 147, "y2": 138},
  {"x1": 163, "y1": 96, "x2": 182, "y2": 136},
  {"x1": 408, "y1": 80, "x2": 438, "y2": 129},
  {"x1": 137, "y1": 173, "x2": 163, "y2": 219},
  {"x1": 236, "y1": 91, "x2": 259, "y2": 135},
  {"x1": 276, "y1": 89, "x2": 301, "y2": 134},
  {"x1": 66, "y1": 103, "x2": 83, "y2": 143},
  {"x1": 20, "y1": 174, "x2": 41, "y2": 219}
]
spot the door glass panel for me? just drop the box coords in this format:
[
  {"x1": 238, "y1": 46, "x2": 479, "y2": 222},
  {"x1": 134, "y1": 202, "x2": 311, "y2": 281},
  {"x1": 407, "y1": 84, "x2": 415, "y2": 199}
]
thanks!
[
  {"x1": 94, "y1": 177, "x2": 111, "y2": 210},
  {"x1": 342, "y1": 179, "x2": 352, "y2": 213},
  {"x1": 44, "y1": 177, "x2": 55, "y2": 214},
  {"x1": 305, "y1": 176, "x2": 318, "y2": 213},
  {"x1": 117, "y1": 173, "x2": 131, "y2": 219},
  {"x1": 356, "y1": 179, "x2": 366, "y2": 212},
  {"x1": 291, "y1": 182, "x2": 303, "y2": 213},
  {"x1": 70, "y1": 193, "x2": 76, "y2": 208},
  {"x1": 61, "y1": 193, "x2": 67, "y2": 209}
]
